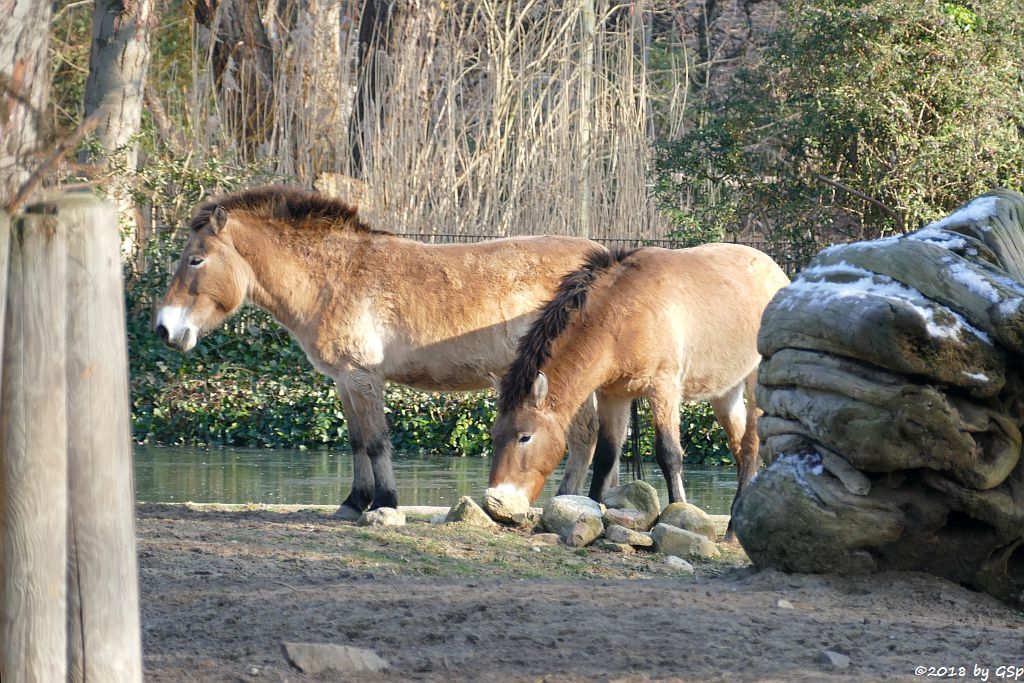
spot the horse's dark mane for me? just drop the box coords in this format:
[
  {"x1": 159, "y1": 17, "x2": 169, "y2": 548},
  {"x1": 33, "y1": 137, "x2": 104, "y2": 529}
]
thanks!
[
  {"x1": 189, "y1": 185, "x2": 387, "y2": 234},
  {"x1": 498, "y1": 247, "x2": 636, "y2": 412}
]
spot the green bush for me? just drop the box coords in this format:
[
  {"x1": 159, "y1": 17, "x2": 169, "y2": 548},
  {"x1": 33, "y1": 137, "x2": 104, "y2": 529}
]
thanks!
[{"x1": 656, "y1": 0, "x2": 1024, "y2": 250}]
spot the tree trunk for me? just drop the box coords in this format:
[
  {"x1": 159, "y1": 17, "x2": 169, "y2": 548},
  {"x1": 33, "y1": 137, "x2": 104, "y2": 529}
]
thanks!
[
  {"x1": 349, "y1": 0, "x2": 396, "y2": 175},
  {"x1": 0, "y1": 0, "x2": 52, "y2": 207},
  {"x1": 79, "y1": 0, "x2": 155, "y2": 171},
  {"x1": 194, "y1": 0, "x2": 276, "y2": 156}
]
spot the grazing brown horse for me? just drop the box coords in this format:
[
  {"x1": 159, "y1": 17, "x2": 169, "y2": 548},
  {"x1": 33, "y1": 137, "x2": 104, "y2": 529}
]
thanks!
[
  {"x1": 489, "y1": 245, "x2": 789, "y2": 526},
  {"x1": 155, "y1": 186, "x2": 605, "y2": 516}
]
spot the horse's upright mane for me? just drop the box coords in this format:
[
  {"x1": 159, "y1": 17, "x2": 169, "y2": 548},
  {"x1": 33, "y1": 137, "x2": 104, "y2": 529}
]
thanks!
[
  {"x1": 189, "y1": 185, "x2": 387, "y2": 234},
  {"x1": 498, "y1": 247, "x2": 636, "y2": 412}
]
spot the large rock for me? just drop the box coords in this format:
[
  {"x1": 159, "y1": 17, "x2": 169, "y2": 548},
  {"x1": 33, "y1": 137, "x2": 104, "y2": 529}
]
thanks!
[
  {"x1": 603, "y1": 507, "x2": 650, "y2": 531},
  {"x1": 566, "y1": 517, "x2": 604, "y2": 547},
  {"x1": 604, "y1": 524, "x2": 653, "y2": 547},
  {"x1": 357, "y1": 508, "x2": 405, "y2": 527},
  {"x1": 445, "y1": 496, "x2": 498, "y2": 528},
  {"x1": 659, "y1": 503, "x2": 718, "y2": 542},
  {"x1": 651, "y1": 523, "x2": 720, "y2": 559},
  {"x1": 282, "y1": 642, "x2": 388, "y2": 674},
  {"x1": 542, "y1": 495, "x2": 604, "y2": 541},
  {"x1": 602, "y1": 481, "x2": 660, "y2": 530},
  {"x1": 483, "y1": 486, "x2": 531, "y2": 525}
]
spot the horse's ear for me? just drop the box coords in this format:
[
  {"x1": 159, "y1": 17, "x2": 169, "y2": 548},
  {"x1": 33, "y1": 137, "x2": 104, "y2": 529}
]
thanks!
[
  {"x1": 211, "y1": 206, "x2": 228, "y2": 233},
  {"x1": 529, "y1": 372, "x2": 549, "y2": 407},
  {"x1": 488, "y1": 372, "x2": 502, "y2": 396}
]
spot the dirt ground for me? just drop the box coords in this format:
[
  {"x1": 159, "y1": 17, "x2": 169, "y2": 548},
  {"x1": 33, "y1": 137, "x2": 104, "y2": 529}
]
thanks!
[{"x1": 137, "y1": 503, "x2": 1024, "y2": 683}]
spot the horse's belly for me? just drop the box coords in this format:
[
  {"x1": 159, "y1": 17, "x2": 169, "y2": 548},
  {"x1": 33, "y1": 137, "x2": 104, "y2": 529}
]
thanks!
[{"x1": 383, "y1": 348, "x2": 510, "y2": 393}]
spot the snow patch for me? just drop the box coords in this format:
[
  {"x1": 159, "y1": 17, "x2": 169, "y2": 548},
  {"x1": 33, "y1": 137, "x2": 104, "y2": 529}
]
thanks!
[
  {"x1": 926, "y1": 196, "x2": 1002, "y2": 230},
  {"x1": 961, "y1": 371, "x2": 989, "y2": 382},
  {"x1": 946, "y1": 261, "x2": 1001, "y2": 303},
  {"x1": 907, "y1": 226, "x2": 967, "y2": 251}
]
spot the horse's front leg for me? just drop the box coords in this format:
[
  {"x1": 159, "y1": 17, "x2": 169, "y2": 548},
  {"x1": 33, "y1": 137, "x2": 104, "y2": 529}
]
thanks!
[
  {"x1": 335, "y1": 383, "x2": 375, "y2": 519},
  {"x1": 558, "y1": 393, "x2": 598, "y2": 496},
  {"x1": 338, "y1": 371, "x2": 398, "y2": 513},
  {"x1": 587, "y1": 393, "x2": 631, "y2": 502}
]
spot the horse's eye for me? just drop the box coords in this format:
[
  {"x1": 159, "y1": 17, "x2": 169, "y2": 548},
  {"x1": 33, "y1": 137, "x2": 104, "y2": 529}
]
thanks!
[
  {"x1": 518, "y1": 433, "x2": 532, "y2": 444},
  {"x1": 189, "y1": 257, "x2": 205, "y2": 267}
]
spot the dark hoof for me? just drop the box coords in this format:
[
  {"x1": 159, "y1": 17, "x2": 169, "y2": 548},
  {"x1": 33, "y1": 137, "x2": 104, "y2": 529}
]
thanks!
[
  {"x1": 369, "y1": 490, "x2": 399, "y2": 511},
  {"x1": 334, "y1": 504, "x2": 363, "y2": 521}
]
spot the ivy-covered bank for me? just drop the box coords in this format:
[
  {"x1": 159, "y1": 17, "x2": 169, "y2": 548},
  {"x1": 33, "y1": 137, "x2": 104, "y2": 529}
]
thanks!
[{"x1": 129, "y1": 277, "x2": 731, "y2": 465}]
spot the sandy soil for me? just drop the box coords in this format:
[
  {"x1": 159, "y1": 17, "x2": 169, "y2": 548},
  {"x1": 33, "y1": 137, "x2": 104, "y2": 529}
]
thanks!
[{"x1": 137, "y1": 504, "x2": 1024, "y2": 682}]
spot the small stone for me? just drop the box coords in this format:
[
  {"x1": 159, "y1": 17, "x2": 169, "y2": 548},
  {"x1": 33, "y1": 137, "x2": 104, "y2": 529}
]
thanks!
[
  {"x1": 658, "y1": 502, "x2": 718, "y2": 542},
  {"x1": 816, "y1": 650, "x2": 850, "y2": 670},
  {"x1": 776, "y1": 599, "x2": 794, "y2": 610},
  {"x1": 603, "y1": 507, "x2": 650, "y2": 531},
  {"x1": 247, "y1": 666, "x2": 260, "y2": 676},
  {"x1": 444, "y1": 496, "x2": 498, "y2": 528},
  {"x1": 542, "y1": 495, "x2": 604, "y2": 540},
  {"x1": 531, "y1": 532, "x2": 562, "y2": 545},
  {"x1": 604, "y1": 524, "x2": 654, "y2": 547},
  {"x1": 602, "y1": 481, "x2": 661, "y2": 530},
  {"x1": 651, "y1": 523, "x2": 720, "y2": 559},
  {"x1": 357, "y1": 508, "x2": 405, "y2": 527},
  {"x1": 664, "y1": 555, "x2": 695, "y2": 573},
  {"x1": 483, "y1": 486, "x2": 531, "y2": 525},
  {"x1": 567, "y1": 516, "x2": 604, "y2": 547},
  {"x1": 511, "y1": 509, "x2": 542, "y2": 529},
  {"x1": 282, "y1": 642, "x2": 389, "y2": 674},
  {"x1": 594, "y1": 539, "x2": 636, "y2": 554}
]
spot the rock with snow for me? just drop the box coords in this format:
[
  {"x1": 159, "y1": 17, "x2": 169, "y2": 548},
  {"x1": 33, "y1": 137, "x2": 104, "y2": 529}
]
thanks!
[
  {"x1": 483, "y1": 486, "x2": 531, "y2": 525},
  {"x1": 357, "y1": 508, "x2": 405, "y2": 527},
  {"x1": 658, "y1": 503, "x2": 718, "y2": 542},
  {"x1": 282, "y1": 642, "x2": 388, "y2": 674},
  {"x1": 604, "y1": 524, "x2": 653, "y2": 547},
  {"x1": 602, "y1": 481, "x2": 661, "y2": 530},
  {"x1": 541, "y1": 495, "x2": 604, "y2": 541},
  {"x1": 445, "y1": 496, "x2": 498, "y2": 528},
  {"x1": 651, "y1": 523, "x2": 720, "y2": 559}
]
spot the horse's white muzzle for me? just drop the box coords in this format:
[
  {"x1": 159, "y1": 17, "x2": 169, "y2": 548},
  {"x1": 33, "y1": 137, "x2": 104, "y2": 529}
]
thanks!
[{"x1": 155, "y1": 306, "x2": 198, "y2": 352}]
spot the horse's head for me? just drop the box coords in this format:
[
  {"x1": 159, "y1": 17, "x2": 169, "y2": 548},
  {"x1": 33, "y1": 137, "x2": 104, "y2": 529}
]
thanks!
[
  {"x1": 155, "y1": 205, "x2": 252, "y2": 352},
  {"x1": 488, "y1": 372, "x2": 566, "y2": 502}
]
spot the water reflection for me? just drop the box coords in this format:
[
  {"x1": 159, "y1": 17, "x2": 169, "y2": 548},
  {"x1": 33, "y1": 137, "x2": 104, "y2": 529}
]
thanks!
[{"x1": 134, "y1": 446, "x2": 738, "y2": 515}]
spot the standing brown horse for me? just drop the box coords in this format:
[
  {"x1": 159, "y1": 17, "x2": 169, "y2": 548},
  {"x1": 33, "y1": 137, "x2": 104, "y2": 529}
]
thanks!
[
  {"x1": 155, "y1": 186, "x2": 604, "y2": 516},
  {"x1": 489, "y1": 245, "x2": 789, "y2": 527}
]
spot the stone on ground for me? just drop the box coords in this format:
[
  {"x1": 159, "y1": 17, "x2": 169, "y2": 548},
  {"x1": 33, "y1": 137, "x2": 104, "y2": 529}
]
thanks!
[
  {"x1": 658, "y1": 502, "x2": 718, "y2": 542},
  {"x1": 567, "y1": 516, "x2": 605, "y2": 547},
  {"x1": 604, "y1": 524, "x2": 654, "y2": 547},
  {"x1": 357, "y1": 508, "x2": 406, "y2": 527},
  {"x1": 282, "y1": 642, "x2": 388, "y2": 674},
  {"x1": 483, "y1": 486, "x2": 531, "y2": 525},
  {"x1": 651, "y1": 523, "x2": 720, "y2": 559},
  {"x1": 541, "y1": 495, "x2": 604, "y2": 541},
  {"x1": 602, "y1": 507, "x2": 650, "y2": 531},
  {"x1": 445, "y1": 496, "x2": 498, "y2": 528},
  {"x1": 664, "y1": 555, "x2": 695, "y2": 573},
  {"x1": 602, "y1": 481, "x2": 660, "y2": 530},
  {"x1": 594, "y1": 539, "x2": 636, "y2": 554},
  {"x1": 530, "y1": 532, "x2": 562, "y2": 545},
  {"x1": 816, "y1": 650, "x2": 851, "y2": 670}
]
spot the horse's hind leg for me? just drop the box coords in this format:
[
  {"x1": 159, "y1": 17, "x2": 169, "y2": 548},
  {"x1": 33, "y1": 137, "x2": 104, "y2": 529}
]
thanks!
[
  {"x1": 588, "y1": 394, "x2": 631, "y2": 502},
  {"x1": 649, "y1": 386, "x2": 686, "y2": 504},
  {"x1": 338, "y1": 371, "x2": 398, "y2": 514},
  {"x1": 558, "y1": 393, "x2": 598, "y2": 496},
  {"x1": 710, "y1": 372, "x2": 760, "y2": 540}
]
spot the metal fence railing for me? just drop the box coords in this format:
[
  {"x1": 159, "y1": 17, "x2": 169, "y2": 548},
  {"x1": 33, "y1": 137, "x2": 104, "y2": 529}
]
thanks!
[{"x1": 394, "y1": 233, "x2": 807, "y2": 276}]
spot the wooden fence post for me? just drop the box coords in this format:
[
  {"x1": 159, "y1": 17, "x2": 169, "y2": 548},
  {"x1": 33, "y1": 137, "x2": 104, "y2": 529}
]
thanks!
[
  {"x1": 1, "y1": 206, "x2": 69, "y2": 682},
  {"x1": 61, "y1": 195, "x2": 142, "y2": 682}
]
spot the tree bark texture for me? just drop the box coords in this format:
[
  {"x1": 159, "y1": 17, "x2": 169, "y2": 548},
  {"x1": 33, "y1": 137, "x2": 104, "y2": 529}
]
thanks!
[
  {"x1": 735, "y1": 188, "x2": 1024, "y2": 608},
  {"x1": 0, "y1": 0, "x2": 52, "y2": 207},
  {"x1": 79, "y1": 0, "x2": 156, "y2": 172}
]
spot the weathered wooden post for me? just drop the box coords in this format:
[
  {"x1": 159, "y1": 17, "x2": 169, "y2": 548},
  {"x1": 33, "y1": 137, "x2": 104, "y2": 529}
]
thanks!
[
  {"x1": 1, "y1": 194, "x2": 142, "y2": 681},
  {"x1": 1, "y1": 205, "x2": 69, "y2": 681},
  {"x1": 62, "y1": 195, "x2": 142, "y2": 682}
]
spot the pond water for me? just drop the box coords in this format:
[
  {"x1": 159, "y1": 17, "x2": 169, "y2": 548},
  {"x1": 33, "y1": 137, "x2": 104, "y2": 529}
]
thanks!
[{"x1": 134, "y1": 446, "x2": 738, "y2": 515}]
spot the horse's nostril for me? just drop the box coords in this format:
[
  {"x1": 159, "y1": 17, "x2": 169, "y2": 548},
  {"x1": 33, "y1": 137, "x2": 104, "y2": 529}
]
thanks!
[{"x1": 155, "y1": 323, "x2": 169, "y2": 342}]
